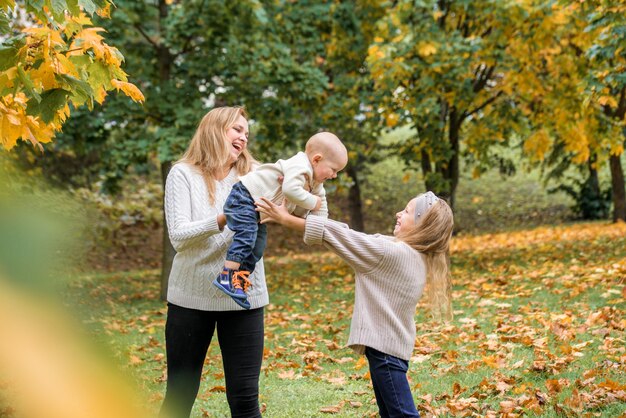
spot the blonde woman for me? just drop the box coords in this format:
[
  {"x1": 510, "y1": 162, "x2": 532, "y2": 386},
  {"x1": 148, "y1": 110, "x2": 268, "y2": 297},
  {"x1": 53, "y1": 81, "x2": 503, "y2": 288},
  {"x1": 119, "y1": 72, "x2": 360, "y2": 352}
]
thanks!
[
  {"x1": 161, "y1": 106, "x2": 267, "y2": 418},
  {"x1": 256, "y1": 191, "x2": 453, "y2": 418}
]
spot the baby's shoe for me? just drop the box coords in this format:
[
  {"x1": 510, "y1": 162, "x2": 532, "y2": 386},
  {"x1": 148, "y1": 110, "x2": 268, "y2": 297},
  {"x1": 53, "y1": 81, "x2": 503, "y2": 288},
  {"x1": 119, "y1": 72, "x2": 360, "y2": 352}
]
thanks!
[{"x1": 213, "y1": 268, "x2": 251, "y2": 309}]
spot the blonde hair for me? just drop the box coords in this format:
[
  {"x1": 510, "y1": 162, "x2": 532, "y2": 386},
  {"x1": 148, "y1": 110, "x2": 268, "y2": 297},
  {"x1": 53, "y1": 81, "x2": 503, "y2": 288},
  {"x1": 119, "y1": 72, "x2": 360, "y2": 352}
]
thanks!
[
  {"x1": 177, "y1": 106, "x2": 256, "y2": 204},
  {"x1": 395, "y1": 200, "x2": 454, "y2": 322}
]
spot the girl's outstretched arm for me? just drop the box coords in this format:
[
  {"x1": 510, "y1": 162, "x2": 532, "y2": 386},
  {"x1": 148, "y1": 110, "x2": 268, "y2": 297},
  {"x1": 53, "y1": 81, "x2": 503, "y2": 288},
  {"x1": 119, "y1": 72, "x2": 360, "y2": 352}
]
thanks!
[{"x1": 256, "y1": 197, "x2": 305, "y2": 232}]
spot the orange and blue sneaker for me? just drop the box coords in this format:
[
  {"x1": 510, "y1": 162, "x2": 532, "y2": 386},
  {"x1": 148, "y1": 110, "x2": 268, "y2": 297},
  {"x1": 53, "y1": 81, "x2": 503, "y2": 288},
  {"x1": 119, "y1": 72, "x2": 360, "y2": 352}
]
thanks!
[{"x1": 213, "y1": 268, "x2": 251, "y2": 309}]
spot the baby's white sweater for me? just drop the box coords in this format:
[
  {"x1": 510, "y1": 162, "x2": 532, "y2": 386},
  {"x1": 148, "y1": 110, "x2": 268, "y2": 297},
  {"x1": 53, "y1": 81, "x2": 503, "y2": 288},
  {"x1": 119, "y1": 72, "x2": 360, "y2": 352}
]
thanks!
[
  {"x1": 240, "y1": 151, "x2": 328, "y2": 218},
  {"x1": 164, "y1": 163, "x2": 268, "y2": 311}
]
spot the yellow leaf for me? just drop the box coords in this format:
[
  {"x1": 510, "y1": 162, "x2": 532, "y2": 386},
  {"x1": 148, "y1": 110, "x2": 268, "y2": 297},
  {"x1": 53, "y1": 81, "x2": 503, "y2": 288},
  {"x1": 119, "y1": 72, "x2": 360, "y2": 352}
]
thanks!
[
  {"x1": 94, "y1": 86, "x2": 107, "y2": 104},
  {"x1": 355, "y1": 356, "x2": 367, "y2": 370},
  {"x1": 28, "y1": 59, "x2": 57, "y2": 90},
  {"x1": 385, "y1": 112, "x2": 399, "y2": 128},
  {"x1": 69, "y1": 12, "x2": 93, "y2": 26},
  {"x1": 610, "y1": 143, "x2": 624, "y2": 156},
  {"x1": 523, "y1": 129, "x2": 551, "y2": 162},
  {"x1": 417, "y1": 42, "x2": 437, "y2": 57},
  {"x1": 111, "y1": 80, "x2": 145, "y2": 103},
  {"x1": 0, "y1": 115, "x2": 21, "y2": 150},
  {"x1": 598, "y1": 95, "x2": 617, "y2": 108},
  {"x1": 54, "y1": 54, "x2": 79, "y2": 77},
  {"x1": 96, "y1": 4, "x2": 111, "y2": 18}
]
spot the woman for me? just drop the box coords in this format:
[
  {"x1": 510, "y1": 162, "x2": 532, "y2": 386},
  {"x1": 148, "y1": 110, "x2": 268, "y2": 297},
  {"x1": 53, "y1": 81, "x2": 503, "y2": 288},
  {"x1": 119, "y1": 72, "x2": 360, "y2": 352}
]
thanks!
[
  {"x1": 160, "y1": 106, "x2": 267, "y2": 418},
  {"x1": 256, "y1": 191, "x2": 453, "y2": 418}
]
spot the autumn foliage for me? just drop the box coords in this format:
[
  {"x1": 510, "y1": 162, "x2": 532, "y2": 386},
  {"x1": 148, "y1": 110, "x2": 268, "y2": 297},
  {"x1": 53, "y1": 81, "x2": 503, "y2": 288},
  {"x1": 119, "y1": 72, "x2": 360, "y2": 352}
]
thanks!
[{"x1": 0, "y1": 0, "x2": 143, "y2": 151}]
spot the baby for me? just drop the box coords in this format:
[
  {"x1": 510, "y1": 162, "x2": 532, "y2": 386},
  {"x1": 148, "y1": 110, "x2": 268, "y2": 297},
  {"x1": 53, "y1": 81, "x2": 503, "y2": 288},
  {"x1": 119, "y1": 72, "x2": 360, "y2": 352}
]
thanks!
[{"x1": 214, "y1": 132, "x2": 348, "y2": 308}]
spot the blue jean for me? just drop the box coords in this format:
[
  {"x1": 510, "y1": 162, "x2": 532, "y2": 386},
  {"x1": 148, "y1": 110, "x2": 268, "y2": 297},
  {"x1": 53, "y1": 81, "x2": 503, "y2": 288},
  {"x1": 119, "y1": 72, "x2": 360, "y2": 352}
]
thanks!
[
  {"x1": 365, "y1": 347, "x2": 420, "y2": 418},
  {"x1": 224, "y1": 182, "x2": 267, "y2": 273}
]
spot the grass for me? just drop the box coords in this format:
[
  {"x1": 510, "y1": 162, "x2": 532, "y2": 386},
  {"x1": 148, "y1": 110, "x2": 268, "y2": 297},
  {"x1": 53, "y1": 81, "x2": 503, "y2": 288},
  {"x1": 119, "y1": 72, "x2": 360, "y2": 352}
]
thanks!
[{"x1": 55, "y1": 220, "x2": 626, "y2": 417}]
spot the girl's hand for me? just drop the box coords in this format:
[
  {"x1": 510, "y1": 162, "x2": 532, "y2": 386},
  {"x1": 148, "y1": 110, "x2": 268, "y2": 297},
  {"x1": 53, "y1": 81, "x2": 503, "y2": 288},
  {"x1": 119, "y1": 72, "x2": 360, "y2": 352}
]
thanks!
[
  {"x1": 256, "y1": 197, "x2": 289, "y2": 224},
  {"x1": 314, "y1": 196, "x2": 322, "y2": 211}
]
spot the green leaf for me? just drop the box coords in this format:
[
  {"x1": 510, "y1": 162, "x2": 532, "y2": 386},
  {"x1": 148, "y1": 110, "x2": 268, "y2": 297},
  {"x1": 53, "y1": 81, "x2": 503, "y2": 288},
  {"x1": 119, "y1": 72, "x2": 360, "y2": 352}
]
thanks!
[
  {"x1": 26, "y1": 0, "x2": 46, "y2": 21},
  {"x1": 0, "y1": 0, "x2": 15, "y2": 10},
  {"x1": 26, "y1": 88, "x2": 70, "y2": 123},
  {"x1": 87, "y1": 60, "x2": 113, "y2": 90},
  {"x1": 78, "y1": 0, "x2": 96, "y2": 15},
  {"x1": 250, "y1": 0, "x2": 268, "y2": 24},
  {"x1": 56, "y1": 73, "x2": 94, "y2": 106},
  {"x1": 49, "y1": 0, "x2": 67, "y2": 20},
  {"x1": 66, "y1": 0, "x2": 79, "y2": 15},
  {"x1": 0, "y1": 45, "x2": 18, "y2": 72},
  {"x1": 17, "y1": 64, "x2": 42, "y2": 102},
  {"x1": 0, "y1": 9, "x2": 9, "y2": 34}
]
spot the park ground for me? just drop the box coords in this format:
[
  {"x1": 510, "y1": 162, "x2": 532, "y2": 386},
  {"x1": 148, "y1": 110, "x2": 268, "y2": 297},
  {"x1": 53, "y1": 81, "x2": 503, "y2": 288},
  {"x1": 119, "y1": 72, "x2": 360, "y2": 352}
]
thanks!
[
  {"x1": 1, "y1": 160, "x2": 625, "y2": 417},
  {"x1": 60, "y1": 219, "x2": 626, "y2": 417}
]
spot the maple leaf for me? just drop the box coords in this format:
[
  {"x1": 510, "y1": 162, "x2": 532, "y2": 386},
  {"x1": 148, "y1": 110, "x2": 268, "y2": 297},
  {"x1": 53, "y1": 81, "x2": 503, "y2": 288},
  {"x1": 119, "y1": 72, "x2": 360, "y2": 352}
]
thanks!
[{"x1": 111, "y1": 79, "x2": 145, "y2": 103}]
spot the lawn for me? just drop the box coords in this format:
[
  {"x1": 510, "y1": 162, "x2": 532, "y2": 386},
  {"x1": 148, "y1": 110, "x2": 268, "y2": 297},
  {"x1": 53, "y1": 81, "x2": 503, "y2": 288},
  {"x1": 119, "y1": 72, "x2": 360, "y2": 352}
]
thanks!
[{"x1": 60, "y1": 220, "x2": 626, "y2": 417}]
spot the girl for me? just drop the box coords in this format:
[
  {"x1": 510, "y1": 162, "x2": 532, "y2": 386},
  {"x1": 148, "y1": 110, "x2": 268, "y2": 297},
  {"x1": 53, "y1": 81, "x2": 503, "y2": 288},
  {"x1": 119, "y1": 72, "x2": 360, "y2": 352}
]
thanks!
[{"x1": 256, "y1": 191, "x2": 453, "y2": 418}]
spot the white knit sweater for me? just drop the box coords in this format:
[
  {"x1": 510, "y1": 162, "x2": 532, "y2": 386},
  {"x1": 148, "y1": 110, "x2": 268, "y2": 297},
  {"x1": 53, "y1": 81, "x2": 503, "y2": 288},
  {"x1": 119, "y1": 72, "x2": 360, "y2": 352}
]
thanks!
[
  {"x1": 164, "y1": 162, "x2": 268, "y2": 311},
  {"x1": 303, "y1": 215, "x2": 426, "y2": 360}
]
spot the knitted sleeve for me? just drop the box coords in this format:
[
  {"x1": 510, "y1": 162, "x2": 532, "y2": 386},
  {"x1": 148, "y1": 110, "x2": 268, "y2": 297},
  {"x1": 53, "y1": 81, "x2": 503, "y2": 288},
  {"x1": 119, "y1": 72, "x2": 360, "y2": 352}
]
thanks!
[
  {"x1": 304, "y1": 215, "x2": 386, "y2": 273},
  {"x1": 164, "y1": 166, "x2": 222, "y2": 251}
]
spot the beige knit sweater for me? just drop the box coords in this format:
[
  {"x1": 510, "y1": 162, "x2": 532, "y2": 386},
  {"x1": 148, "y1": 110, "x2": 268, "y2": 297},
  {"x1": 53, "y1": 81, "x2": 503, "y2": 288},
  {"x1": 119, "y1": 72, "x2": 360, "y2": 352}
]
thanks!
[
  {"x1": 164, "y1": 162, "x2": 268, "y2": 311},
  {"x1": 304, "y1": 215, "x2": 426, "y2": 360}
]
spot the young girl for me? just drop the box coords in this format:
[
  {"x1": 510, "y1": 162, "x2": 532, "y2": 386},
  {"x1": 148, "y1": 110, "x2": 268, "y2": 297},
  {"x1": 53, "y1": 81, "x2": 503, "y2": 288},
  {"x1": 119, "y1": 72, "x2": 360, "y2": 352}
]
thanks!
[{"x1": 256, "y1": 191, "x2": 453, "y2": 418}]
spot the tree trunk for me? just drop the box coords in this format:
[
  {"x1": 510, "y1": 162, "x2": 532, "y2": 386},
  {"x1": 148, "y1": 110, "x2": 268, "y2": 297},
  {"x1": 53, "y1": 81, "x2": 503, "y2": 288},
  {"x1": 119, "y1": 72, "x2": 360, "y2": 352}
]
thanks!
[
  {"x1": 609, "y1": 153, "x2": 626, "y2": 222},
  {"x1": 346, "y1": 164, "x2": 365, "y2": 232},
  {"x1": 160, "y1": 160, "x2": 175, "y2": 301},
  {"x1": 158, "y1": 0, "x2": 174, "y2": 300},
  {"x1": 436, "y1": 110, "x2": 461, "y2": 211},
  {"x1": 420, "y1": 149, "x2": 436, "y2": 192},
  {"x1": 447, "y1": 115, "x2": 460, "y2": 211},
  {"x1": 587, "y1": 154, "x2": 601, "y2": 200},
  {"x1": 604, "y1": 89, "x2": 626, "y2": 222}
]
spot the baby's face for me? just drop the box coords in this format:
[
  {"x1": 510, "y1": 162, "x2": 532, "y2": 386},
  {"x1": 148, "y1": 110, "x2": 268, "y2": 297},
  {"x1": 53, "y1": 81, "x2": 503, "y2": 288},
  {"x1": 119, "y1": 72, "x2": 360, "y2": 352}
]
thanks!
[{"x1": 312, "y1": 154, "x2": 347, "y2": 183}]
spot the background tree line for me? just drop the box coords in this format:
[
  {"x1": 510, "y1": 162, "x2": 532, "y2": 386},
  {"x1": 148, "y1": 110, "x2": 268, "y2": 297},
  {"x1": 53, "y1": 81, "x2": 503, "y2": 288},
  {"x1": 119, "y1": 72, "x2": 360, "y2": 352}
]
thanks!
[{"x1": 2, "y1": 0, "x2": 625, "y2": 294}]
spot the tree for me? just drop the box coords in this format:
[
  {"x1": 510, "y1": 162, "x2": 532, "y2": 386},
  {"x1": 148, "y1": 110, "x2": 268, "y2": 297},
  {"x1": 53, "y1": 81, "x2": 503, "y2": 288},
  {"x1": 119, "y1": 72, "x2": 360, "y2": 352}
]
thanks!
[
  {"x1": 0, "y1": 0, "x2": 143, "y2": 151},
  {"x1": 367, "y1": 0, "x2": 527, "y2": 210},
  {"x1": 513, "y1": 1, "x2": 625, "y2": 222},
  {"x1": 250, "y1": 0, "x2": 387, "y2": 231},
  {"x1": 316, "y1": 1, "x2": 387, "y2": 231},
  {"x1": 582, "y1": 0, "x2": 626, "y2": 221},
  {"x1": 92, "y1": 0, "x2": 329, "y2": 297}
]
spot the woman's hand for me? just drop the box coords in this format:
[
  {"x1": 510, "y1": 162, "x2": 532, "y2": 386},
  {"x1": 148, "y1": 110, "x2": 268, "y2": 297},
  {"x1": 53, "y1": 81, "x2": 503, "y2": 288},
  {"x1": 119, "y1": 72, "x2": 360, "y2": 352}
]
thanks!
[{"x1": 255, "y1": 197, "x2": 289, "y2": 225}]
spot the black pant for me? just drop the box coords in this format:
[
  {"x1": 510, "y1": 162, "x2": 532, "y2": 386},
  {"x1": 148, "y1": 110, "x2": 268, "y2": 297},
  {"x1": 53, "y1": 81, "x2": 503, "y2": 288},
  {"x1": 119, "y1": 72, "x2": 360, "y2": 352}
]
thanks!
[{"x1": 159, "y1": 303, "x2": 264, "y2": 418}]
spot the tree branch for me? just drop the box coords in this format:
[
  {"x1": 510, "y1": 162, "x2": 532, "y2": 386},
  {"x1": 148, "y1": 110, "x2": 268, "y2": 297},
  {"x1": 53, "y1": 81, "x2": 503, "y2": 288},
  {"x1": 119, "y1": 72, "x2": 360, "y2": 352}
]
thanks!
[
  {"x1": 473, "y1": 65, "x2": 495, "y2": 93},
  {"x1": 437, "y1": 0, "x2": 450, "y2": 28},
  {"x1": 616, "y1": 86, "x2": 626, "y2": 119},
  {"x1": 133, "y1": 23, "x2": 160, "y2": 50},
  {"x1": 173, "y1": 0, "x2": 207, "y2": 58},
  {"x1": 464, "y1": 91, "x2": 504, "y2": 119}
]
